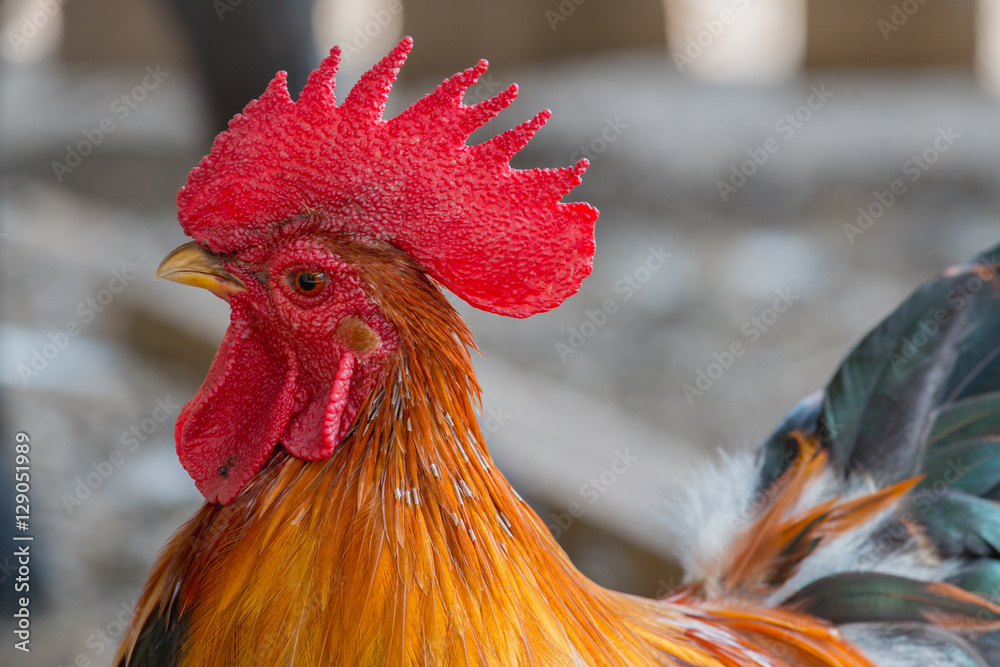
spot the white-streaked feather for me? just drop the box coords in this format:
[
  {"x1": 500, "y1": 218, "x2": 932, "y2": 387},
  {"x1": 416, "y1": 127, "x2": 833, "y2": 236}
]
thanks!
[
  {"x1": 839, "y1": 623, "x2": 989, "y2": 667},
  {"x1": 664, "y1": 448, "x2": 979, "y2": 666}
]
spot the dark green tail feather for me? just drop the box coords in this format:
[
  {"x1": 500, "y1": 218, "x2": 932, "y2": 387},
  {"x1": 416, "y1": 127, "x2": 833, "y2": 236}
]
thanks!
[
  {"x1": 756, "y1": 242, "x2": 1000, "y2": 658},
  {"x1": 785, "y1": 571, "x2": 998, "y2": 626},
  {"x1": 916, "y1": 491, "x2": 1000, "y2": 558},
  {"x1": 759, "y1": 242, "x2": 1000, "y2": 492},
  {"x1": 927, "y1": 393, "x2": 1000, "y2": 452},
  {"x1": 917, "y1": 439, "x2": 1000, "y2": 498},
  {"x1": 116, "y1": 599, "x2": 186, "y2": 667}
]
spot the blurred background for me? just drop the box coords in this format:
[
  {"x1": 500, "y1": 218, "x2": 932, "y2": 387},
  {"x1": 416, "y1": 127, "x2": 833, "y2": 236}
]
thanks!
[{"x1": 1, "y1": 0, "x2": 1000, "y2": 664}]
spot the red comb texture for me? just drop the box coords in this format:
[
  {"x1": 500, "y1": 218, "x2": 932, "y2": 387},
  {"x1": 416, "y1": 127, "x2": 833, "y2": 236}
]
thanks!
[{"x1": 177, "y1": 37, "x2": 598, "y2": 317}]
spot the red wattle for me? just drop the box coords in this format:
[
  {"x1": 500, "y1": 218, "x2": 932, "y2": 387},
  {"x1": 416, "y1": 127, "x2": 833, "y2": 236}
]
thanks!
[
  {"x1": 323, "y1": 351, "x2": 356, "y2": 455},
  {"x1": 282, "y1": 350, "x2": 356, "y2": 461},
  {"x1": 176, "y1": 297, "x2": 298, "y2": 504}
]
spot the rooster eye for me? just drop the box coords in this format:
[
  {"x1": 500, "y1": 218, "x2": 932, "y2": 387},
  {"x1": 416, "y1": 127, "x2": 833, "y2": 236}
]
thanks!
[{"x1": 289, "y1": 270, "x2": 326, "y2": 296}]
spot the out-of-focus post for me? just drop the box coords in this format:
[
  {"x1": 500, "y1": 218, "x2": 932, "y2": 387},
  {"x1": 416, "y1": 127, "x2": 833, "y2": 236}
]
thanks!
[{"x1": 664, "y1": 0, "x2": 806, "y2": 84}]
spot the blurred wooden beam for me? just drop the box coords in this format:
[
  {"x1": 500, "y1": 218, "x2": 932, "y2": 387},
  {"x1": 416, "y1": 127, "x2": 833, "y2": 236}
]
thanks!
[
  {"x1": 806, "y1": 0, "x2": 975, "y2": 68},
  {"x1": 61, "y1": 0, "x2": 190, "y2": 66},
  {"x1": 401, "y1": 0, "x2": 667, "y2": 77}
]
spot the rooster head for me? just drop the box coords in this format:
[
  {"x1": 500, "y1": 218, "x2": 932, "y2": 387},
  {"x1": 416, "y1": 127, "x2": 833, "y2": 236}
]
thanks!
[{"x1": 156, "y1": 37, "x2": 598, "y2": 504}]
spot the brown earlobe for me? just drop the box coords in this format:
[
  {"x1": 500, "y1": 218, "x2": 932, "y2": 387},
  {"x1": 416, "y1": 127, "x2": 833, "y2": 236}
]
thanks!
[{"x1": 336, "y1": 316, "x2": 381, "y2": 353}]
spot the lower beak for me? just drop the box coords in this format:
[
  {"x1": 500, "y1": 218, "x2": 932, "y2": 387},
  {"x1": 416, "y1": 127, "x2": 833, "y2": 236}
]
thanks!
[{"x1": 156, "y1": 242, "x2": 246, "y2": 295}]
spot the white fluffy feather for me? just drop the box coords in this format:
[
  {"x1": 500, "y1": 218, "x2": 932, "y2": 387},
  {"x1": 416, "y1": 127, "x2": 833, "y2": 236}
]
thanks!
[
  {"x1": 661, "y1": 448, "x2": 762, "y2": 596},
  {"x1": 664, "y1": 447, "x2": 977, "y2": 666},
  {"x1": 839, "y1": 623, "x2": 988, "y2": 667}
]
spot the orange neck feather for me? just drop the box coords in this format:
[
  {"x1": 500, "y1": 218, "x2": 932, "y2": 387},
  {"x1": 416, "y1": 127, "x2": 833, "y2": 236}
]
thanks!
[{"x1": 117, "y1": 246, "x2": 874, "y2": 666}]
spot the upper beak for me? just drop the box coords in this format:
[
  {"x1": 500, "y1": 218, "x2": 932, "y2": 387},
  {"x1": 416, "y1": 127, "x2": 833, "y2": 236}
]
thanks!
[{"x1": 156, "y1": 242, "x2": 246, "y2": 296}]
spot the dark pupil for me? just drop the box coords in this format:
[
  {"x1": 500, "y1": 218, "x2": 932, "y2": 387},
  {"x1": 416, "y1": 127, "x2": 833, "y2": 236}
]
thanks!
[{"x1": 296, "y1": 272, "x2": 320, "y2": 293}]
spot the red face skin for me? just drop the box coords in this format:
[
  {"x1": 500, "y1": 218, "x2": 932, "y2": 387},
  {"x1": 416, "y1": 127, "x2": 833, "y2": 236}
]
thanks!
[{"x1": 175, "y1": 235, "x2": 397, "y2": 504}]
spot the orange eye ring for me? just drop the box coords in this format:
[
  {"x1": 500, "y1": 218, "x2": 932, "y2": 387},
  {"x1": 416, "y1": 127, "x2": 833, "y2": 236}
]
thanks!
[{"x1": 289, "y1": 270, "x2": 326, "y2": 297}]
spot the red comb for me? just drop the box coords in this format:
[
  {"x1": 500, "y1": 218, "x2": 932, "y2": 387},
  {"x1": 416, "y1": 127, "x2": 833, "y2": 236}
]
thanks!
[{"x1": 177, "y1": 37, "x2": 597, "y2": 317}]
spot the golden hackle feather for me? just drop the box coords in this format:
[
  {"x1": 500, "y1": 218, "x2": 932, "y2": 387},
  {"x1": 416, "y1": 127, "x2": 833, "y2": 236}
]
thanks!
[{"x1": 119, "y1": 237, "x2": 894, "y2": 666}]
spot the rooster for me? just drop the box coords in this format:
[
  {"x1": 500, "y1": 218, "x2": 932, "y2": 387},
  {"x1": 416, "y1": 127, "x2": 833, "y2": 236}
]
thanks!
[{"x1": 117, "y1": 38, "x2": 1000, "y2": 666}]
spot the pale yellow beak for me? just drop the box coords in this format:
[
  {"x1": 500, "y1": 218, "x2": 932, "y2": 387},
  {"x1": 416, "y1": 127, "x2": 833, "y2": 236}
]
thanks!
[{"x1": 155, "y1": 242, "x2": 246, "y2": 295}]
